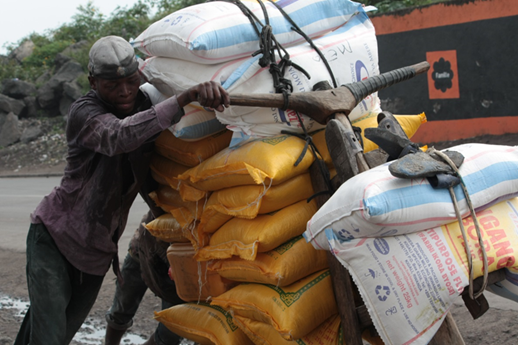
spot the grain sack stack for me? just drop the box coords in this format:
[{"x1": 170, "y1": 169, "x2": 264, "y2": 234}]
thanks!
[
  {"x1": 146, "y1": 131, "x2": 347, "y2": 343},
  {"x1": 133, "y1": 0, "x2": 383, "y2": 143},
  {"x1": 129, "y1": 0, "x2": 412, "y2": 344}
]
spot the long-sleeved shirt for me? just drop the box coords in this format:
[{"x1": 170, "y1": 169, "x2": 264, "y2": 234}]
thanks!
[{"x1": 31, "y1": 89, "x2": 183, "y2": 276}]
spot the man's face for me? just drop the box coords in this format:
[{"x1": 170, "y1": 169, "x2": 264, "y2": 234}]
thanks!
[{"x1": 88, "y1": 72, "x2": 141, "y2": 116}]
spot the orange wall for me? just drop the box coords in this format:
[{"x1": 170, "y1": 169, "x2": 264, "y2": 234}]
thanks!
[
  {"x1": 371, "y1": 0, "x2": 518, "y2": 35},
  {"x1": 412, "y1": 117, "x2": 518, "y2": 144},
  {"x1": 371, "y1": 0, "x2": 518, "y2": 142}
]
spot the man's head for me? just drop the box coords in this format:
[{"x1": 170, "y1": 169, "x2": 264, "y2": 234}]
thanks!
[{"x1": 88, "y1": 36, "x2": 141, "y2": 116}]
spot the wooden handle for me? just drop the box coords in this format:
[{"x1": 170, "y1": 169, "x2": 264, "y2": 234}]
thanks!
[
  {"x1": 229, "y1": 61, "x2": 430, "y2": 125},
  {"x1": 412, "y1": 61, "x2": 431, "y2": 75},
  {"x1": 344, "y1": 61, "x2": 430, "y2": 104}
]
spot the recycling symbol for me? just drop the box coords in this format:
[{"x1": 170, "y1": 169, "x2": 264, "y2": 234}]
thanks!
[{"x1": 375, "y1": 285, "x2": 391, "y2": 302}]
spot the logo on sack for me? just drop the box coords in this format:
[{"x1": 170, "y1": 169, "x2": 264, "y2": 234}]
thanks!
[
  {"x1": 373, "y1": 238, "x2": 390, "y2": 255},
  {"x1": 355, "y1": 60, "x2": 371, "y2": 112},
  {"x1": 337, "y1": 228, "x2": 355, "y2": 242},
  {"x1": 375, "y1": 285, "x2": 391, "y2": 302}
]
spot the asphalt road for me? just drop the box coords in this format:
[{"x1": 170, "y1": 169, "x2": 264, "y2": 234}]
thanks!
[{"x1": 0, "y1": 176, "x2": 149, "y2": 260}]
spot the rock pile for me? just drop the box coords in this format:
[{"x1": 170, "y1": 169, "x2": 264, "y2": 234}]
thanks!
[{"x1": 0, "y1": 40, "x2": 88, "y2": 147}]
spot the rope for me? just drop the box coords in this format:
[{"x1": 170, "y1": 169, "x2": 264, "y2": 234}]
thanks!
[
  {"x1": 282, "y1": 121, "x2": 333, "y2": 200},
  {"x1": 225, "y1": 0, "x2": 334, "y2": 195},
  {"x1": 267, "y1": 0, "x2": 338, "y2": 88},
  {"x1": 429, "y1": 148, "x2": 489, "y2": 299},
  {"x1": 226, "y1": 0, "x2": 311, "y2": 108}
]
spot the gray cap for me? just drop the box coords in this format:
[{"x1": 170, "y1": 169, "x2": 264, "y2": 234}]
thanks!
[{"x1": 88, "y1": 36, "x2": 139, "y2": 80}]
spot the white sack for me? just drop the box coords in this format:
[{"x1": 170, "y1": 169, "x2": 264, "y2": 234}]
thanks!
[
  {"x1": 305, "y1": 143, "x2": 518, "y2": 250},
  {"x1": 139, "y1": 10, "x2": 381, "y2": 141},
  {"x1": 132, "y1": 0, "x2": 371, "y2": 64},
  {"x1": 327, "y1": 197, "x2": 518, "y2": 345},
  {"x1": 140, "y1": 82, "x2": 226, "y2": 141}
]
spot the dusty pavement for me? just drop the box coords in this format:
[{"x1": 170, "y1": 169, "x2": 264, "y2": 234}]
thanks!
[{"x1": 1, "y1": 122, "x2": 518, "y2": 344}]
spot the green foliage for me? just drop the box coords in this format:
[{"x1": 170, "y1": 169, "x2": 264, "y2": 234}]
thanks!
[
  {"x1": 0, "y1": 58, "x2": 46, "y2": 82},
  {"x1": 148, "y1": 0, "x2": 206, "y2": 18},
  {"x1": 53, "y1": 3, "x2": 106, "y2": 43},
  {"x1": 23, "y1": 40, "x2": 73, "y2": 69}
]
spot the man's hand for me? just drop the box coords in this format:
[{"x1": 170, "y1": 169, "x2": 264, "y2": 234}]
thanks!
[{"x1": 177, "y1": 81, "x2": 230, "y2": 112}]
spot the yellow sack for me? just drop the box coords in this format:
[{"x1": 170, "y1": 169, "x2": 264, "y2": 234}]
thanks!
[
  {"x1": 208, "y1": 172, "x2": 314, "y2": 218},
  {"x1": 148, "y1": 185, "x2": 204, "y2": 227},
  {"x1": 199, "y1": 173, "x2": 314, "y2": 234},
  {"x1": 208, "y1": 235, "x2": 329, "y2": 287},
  {"x1": 144, "y1": 213, "x2": 189, "y2": 243},
  {"x1": 196, "y1": 199, "x2": 318, "y2": 261},
  {"x1": 312, "y1": 112, "x2": 427, "y2": 167},
  {"x1": 211, "y1": 269, "x2": 337, "y2": 341},
  {"x1": 148, "y1": 185, "x2": 188, "y2": 212},
  {"x1": 167, "y1": 244, "x2": 238, "y2": 302},
  {"x1": 178, "y1": 135, "x2": 315, "y2": 191},
  {"x1": 150, "y1": 153, "x2": 190, "y2": 189},
  {"x1": 197, "y1": 196, "x2": 234, "y2": 235},
  {"x1": 150, "y1": 170, "x2": 169, "y2": 186},
  {"x1": 155, "y1": 129, "x2": 232, "y2": 167},
  {"x1": 177, "y1": 183, "x2": 208, "y2": 202},
  {"x1": 233, "y1": 314, "x2": 342, "y2": 345},
  {"x1": 150, "y1": 153, "x2": 207, "y2": 201},
  {"x1": 182, "y1": 223, "x2": 210, "y2": 250},
  {"x1": 154, "y1": 303, "x2": 254, "y2": 345}
]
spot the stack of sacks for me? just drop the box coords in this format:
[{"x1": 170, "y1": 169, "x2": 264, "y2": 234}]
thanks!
[
  {"x1": 304, "y1": 143, "x2": 518, "y2": 344},
  {"x1": 144, "y1": 128, "x2": 238, "y2": 304},
  {"x1": 148, "y1": 132, "x2": 344, "y2": 343},
  {"x1": 134, "y1": 0, "x2": 382, "y2": 144},
  {"x1": 177, "y1": 133, "x2": 316, "y2": 254},
  {"x1": 176, "y1": 135, "x2": 342, "y2": 342},
  {"x1": 145, "y1": 129, "x2": 233, "y2": 242}
]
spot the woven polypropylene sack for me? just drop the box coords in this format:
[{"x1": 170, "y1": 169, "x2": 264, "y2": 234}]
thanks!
[
  {"x1": 196, "y1": 199, "x2": 318, "y2": 261},
  {"x1": 305, "y1": 143, "x2": 518, "y2": 250},
  {"x1": 144, "y1": 214, "x2": 189, "y2": 243},
  {"x1": 178, "y1": 134, "x2": 315, "y2": 192},
  {"x1": 208, "y1": 235, "x2": 328, "y2": 287},
  {"x1": 211, "y1": 269, "x2": 337, "y2": 341},
  {"x1": 155, "y1": 303, "x2": 253, "y2": 345},
  {"x1": 132, "y1": 0, "x2": 368, "y2": 64}
]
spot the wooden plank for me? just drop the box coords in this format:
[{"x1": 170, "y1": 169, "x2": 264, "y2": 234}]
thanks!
[{"x1": 309, "y1": 160, "x2": 364, "y2": 345}]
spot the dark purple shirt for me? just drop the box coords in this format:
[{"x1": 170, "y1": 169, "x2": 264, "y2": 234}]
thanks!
[{"x1": 31, "y1": 89, "x2": 182, "y2": 276}]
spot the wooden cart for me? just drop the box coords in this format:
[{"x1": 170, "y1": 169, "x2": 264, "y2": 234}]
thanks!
[{"x1": 231, "y1": 61, "x2": 506, "y2": 344}]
